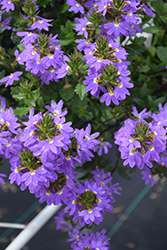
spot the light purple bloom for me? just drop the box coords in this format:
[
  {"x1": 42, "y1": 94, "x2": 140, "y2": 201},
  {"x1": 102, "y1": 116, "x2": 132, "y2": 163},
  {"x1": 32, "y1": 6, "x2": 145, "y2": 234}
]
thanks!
[
  {"x1": 141, "y1": 167, "x2": 154, "y2": 186},
  {"x1": 29, "y1": 16, "x2": 53, "y2": 31},
  {"x1": 1, "y1": 0, "x2": 15, "y2": 12},
  {"x1": 0, "y1": 71, "x2": 22, "y2": 87},
  {"x1": 0, "y1": 173, "x2": 6, "y2": 184},
  {"x1": 67, "y1": 0, "x2": 84, "y2": 14},
  {"x1": 16, "y1": 31, "x2": 39, "y2": 45}
]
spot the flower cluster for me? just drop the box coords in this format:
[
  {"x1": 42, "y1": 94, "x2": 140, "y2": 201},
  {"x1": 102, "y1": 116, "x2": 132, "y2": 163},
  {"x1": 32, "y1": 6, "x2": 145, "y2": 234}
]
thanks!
[
  {"x1": 54, "y1": 168, "x2": 121, "y2": 249},
  {"x1": 6, "y1": 99, "x2": 102, "y2": 205},
  {"x1": 66, "y1": 0, "x2": 153, "y2": 106},
  {"x1": 0, "y1": 0, "x2": 157, "y2": 247},
  {"x1": 15, "y1": 33, "x2": 69, "y2": 85},
  {"x1": 54, "y1": 209, "x2": 110, "y2": 250},
  {"x1": 115, "y1": 105, "x2": 167, "y2": 185},
  {"x1": 0, "y1": 0, "x2": 70, "y2": 87},
  {"x1": 0, "y1": 97, "x2": 120, "y2": 247}
]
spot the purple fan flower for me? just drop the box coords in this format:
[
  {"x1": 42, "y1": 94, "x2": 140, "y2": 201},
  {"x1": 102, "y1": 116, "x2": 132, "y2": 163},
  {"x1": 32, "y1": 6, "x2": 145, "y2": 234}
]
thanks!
[
  {"x1": 74, "y1": 17, "x2": 92, "y2": 38},
  {"x1": 115, "y1": 107, "x2": 166, "y2": 169},
  {"x1": 0, "y1": 71, "x2": 22, "y2": 87},
  {"x1": 14, "y1": 50, "x2": 24, "y2": 65},
  {"x1": 45, "y1": 100, "x2": 68, "y2": 117},
  {"x1": 96, "y1": 140, "x2": 112, "y2": 156},
  {"x1": 0, "y1": 173, "x2": 6, "y2": 184},
  {"x1": 100, "y1": 91, "x2": 119, "y2": 106},
  {"x1": 141, "y1": 167, "x2": 154, "y2": 186},
  {"x1": 0, "y1": 96, "x2": 6, "y2": 111},
  {"x1": 26, "y1": 55, "x2": 46, "y2": 75},
  {"x1": 132, "y1": 106, "x2": 151, "y2": 120},
  {"x1": 29, "y1": 16, "x2": 53, "y2": 31},
  {"x1": 71, "y1": 229, "x2": 110, "y2": 250},
  {"x1": 1, "y1": 0, "x2": 15, "y2": 12},
  {"x1": 103, "y1": 20, "x2": 130, "y2": 38},
  {"x1": 67, "y1": 179, "x2": 112, "y2": 226},
  {"x1": 16, "y1": 31, "x2": 39, "y2": 45},
  {"x1": 67, "y1": 0, "x2": 84, "y2": 14},
  {"x1": 140, "y1": 4, "x2": 154, "y2": 16},
  {"x1": 28, "y1": 16, "x2": 53, "y2": 31},
  {"x1": 0, "y1": 17, "x2": 11, "y2": 30}
]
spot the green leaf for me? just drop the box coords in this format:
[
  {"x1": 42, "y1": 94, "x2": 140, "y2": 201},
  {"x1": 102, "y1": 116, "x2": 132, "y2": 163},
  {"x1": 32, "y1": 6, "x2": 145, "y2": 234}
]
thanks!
[
  {"x1": 0, "y1": 69, "x2": 5, "y2": 79},
  {"x1": 17, "y1": 43, "x2": 25, "y2": 52},
  {"x1": 147, "y1": 46, "x2": 156, "y2": 57},
  {"x1": 32, "y1": 88, "x2": 40, "y2": 101},
  {"x1": 138, "y1": 64, "x2": 150, "y2": 73},
  {"x1": 118, "y1": 167, "x2": 131, "y2": 180},
  {"x1": 60, "y1": 3, "x2": 69, "y2": 13},
  {"x1": 148, "y1": 95, "x2": 154, "y2": 107},
  {"x1": 37, "y1": 96, "x2": 45, "y2": 111},
  {"x1": 11, "y1": 86, "x2": 26, "y2": 100},
  {"x1": 143, "y1": 26, "x2": 159, "y2": 34},
  {"x1": 59, "y1": 39, "x2": 74, "y2": 46},
  {"x1": 151, "y1": 0, "x2": 166, "y2": 15},
  {"x1": 133, "y1": 98, "x2": 145, "y2": 107},
  {"x1": 13, "y1": 107, "x2": 30, "y2": 116},
  {"x1": 59, "y1": 86, "x2": 74, "y2": 101},
  {"x1": 25, "y1": 97, "x2": 36, "y2": 107},
  {"x1": 71, "y1": 94, "x2": 87, "y2": 109},
  {"x1": 37, "y1": 0, "x2": 51, "y2": 6},
  {"x1": 154, "y1": 97, "x2": 166, "y2": 106},
  {"x1": 75, "y1": 83, "x2": 87, "y2": 100},
  {"x1": 157, "y1": 47, "x2": 167, "y2": 64}
]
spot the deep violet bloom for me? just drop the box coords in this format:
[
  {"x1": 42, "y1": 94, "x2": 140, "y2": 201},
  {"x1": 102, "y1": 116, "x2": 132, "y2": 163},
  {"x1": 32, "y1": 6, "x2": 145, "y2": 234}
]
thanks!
[
  {"x1": 0, "y1": 17, "x2": 11, "y2": 29},
  {"x1": 71, "y1": 229, "x2": 110, "y2": 250},
  {"x1": 114, "y1": 107, "x2": 166, "y2": 169},
  {"x1": 65, "y1": 179, "x2": 112, "y2": 226}
]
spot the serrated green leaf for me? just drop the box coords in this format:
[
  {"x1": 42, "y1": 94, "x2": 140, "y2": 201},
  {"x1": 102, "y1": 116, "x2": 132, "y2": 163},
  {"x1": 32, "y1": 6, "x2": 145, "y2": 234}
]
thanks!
[
  {"x1": 59, "y1": 87, "x2": 74, "y2": 101},
  {"x1": 13, "y1": 107, "x2": 30, "y2": 116},
  {"x1": 11, "y1": 87, "x2": 26, "y2": 100},
  {"x1": 144, "y1": 26, "x2": 159, "y2": 34},
  {"x1": 157, "y1": 47, "x2": 167, "y2": 64},
  {"x1": 75, "y1": 83, "x2": 86, "y2": 100}
]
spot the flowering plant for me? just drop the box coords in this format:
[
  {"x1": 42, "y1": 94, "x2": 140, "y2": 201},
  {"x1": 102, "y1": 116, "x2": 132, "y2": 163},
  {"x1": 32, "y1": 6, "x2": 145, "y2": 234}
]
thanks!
[{"x1": 0, "y1": 0, "x2": 167, "y2": 249}]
